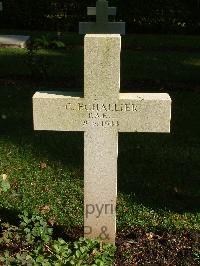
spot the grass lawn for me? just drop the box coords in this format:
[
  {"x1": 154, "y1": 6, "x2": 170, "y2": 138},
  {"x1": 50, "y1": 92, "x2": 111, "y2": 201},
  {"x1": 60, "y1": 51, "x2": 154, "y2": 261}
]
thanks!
[{"x1": 0, "y1": 33, "x2": 200, "y2": 261}]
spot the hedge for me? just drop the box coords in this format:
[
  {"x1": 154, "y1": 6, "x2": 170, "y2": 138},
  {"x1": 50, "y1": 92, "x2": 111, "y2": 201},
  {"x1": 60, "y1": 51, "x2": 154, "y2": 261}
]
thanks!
[{"x1": 0, "y1": 0, "x2": 199, "y2": 34}]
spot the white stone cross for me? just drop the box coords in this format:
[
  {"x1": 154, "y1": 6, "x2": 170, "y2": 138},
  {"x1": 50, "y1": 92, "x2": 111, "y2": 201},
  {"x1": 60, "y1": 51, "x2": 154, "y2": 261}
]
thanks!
[
  {"x1": 79, "y1": 0, "x2": 125, "y2": 34},
  {"x1": 33, "y1": 34, "x2": 171, "y2": 243}
]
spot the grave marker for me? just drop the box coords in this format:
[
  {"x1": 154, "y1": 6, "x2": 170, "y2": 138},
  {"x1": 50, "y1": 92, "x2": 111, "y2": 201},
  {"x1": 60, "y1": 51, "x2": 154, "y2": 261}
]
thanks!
[
  {"x1": 79, "y1": 0, "x2": 125, "y2": 34},
  {"x1": 0, "y1": 2, "x2": 2, "y2": 11},
  {"x1": 33, "y1": 34, "x2": 171, "y2": 243},
  {"x1": 0, "y1": 35, "x2": 30, "y2": 48}
]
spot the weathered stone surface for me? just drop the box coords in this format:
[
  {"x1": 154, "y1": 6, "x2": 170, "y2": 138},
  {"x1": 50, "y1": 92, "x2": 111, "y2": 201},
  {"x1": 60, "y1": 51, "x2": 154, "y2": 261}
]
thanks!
[
  {"x1": 0, "y1": 35, "x2": 30, "y2": 48},
  {"x1": 84, "y1": 34, "x2": 120, "y2": 100},
  {"x1": 33, "y1": 92, "x2": 171, "y2": 133},
  {"x1": 33, "y1": 35, "x2": 171, "y2": 243},
  {"x1": 84, "y1": 130, "x2": 118, "y2": 243}
]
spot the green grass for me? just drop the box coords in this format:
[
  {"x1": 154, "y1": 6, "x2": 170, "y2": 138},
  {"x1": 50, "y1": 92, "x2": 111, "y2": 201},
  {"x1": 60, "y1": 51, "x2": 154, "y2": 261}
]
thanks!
[
  {"x1": 0, "y1": 48, "x2": 200, "y2": 83},
  {"x1": 0, "y1": 34, "x2": 200, "y2": 83},
  {"x1": 0, "y1": 48, "x2": 83, "y2": 80},
  {"x1": 0, "y1": 33, "x2": 200, "y2": 234},
  {"x1": 1, "y1": 29, "x2": 200, "y2": 49},
  {"x1": 122, "y1": 50, "x2": 200, "y2": 82},
  {"x1": 0, "y1": 51, "x2": 200, "y2": 84}
]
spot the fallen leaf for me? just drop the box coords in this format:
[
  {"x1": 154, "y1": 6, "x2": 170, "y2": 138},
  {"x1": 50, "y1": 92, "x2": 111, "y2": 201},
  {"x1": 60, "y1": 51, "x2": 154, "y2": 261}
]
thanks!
[
  {"x1": 146, "y1": 232, "x2": 156, "y2": 240},
  {"x1": 39, "y1": 205, "x2": 51, "y2": 214},
  {"x1": 48, "y1": 218, "x2": 56, "y2": 226},
  {"x1": 40, "y1": 162, "x2": 47, "y2": 169},
  {"x1": 2, "y1": 174, "x2": 8, "y2": 180}
]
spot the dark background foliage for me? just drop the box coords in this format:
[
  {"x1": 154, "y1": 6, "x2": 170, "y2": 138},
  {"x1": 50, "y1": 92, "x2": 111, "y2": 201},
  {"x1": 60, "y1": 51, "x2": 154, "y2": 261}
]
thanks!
[{"x1": 0, "y1": 0, "x2": 200, "y2": 34}]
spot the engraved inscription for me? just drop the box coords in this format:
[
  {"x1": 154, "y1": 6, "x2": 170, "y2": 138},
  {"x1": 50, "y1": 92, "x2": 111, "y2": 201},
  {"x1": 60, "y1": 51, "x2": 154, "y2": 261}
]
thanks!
[
  {"x1": 83, "y1": 120, "x2": 119, "y2": 127},
  {"x1": 65, "y1": 102, "x2": 137, "y2": 112},
  {"x1": 65, "y1": 102, "x2": 138, "y2": 128}
]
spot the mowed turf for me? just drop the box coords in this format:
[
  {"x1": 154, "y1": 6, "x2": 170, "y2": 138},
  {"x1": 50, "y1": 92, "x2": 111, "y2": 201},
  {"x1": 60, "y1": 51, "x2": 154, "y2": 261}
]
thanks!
[
  {"x1": 0, "y1": 33, "x2": 199, "y2": 233},
  {"x1": 0, "y1": 48, "x2": 200, "y2": 84}
]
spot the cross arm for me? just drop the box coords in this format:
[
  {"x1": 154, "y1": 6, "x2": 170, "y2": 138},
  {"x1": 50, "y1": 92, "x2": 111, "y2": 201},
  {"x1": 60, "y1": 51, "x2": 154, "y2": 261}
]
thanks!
[
  {"x1": 33, "y1": 91, "x2": 86, "y2": 132},
  {"x1": 118, "y1": 93, "x2": 171, "y2": 133},
  {"x1": 79, "y1": 22, "x2": 125, "y2": 35},
  {"x1": 87, "y1": 7, "x2": 116, "y2": 16}
]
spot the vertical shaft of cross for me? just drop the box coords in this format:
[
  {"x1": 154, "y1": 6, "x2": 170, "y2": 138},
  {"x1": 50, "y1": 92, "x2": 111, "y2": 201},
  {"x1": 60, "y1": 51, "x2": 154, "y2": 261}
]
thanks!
[
  {"x1": 84, "y1": 130, "x2": 118, "y2": 243},
  {"x1": 84, "y1": 35, "x2": 121, "y2": 243},
  {"x1": 84, "y1": 34, "x2": 121, "y2": 100},
  {"x1": 96, "y1": 0, "x2": 108, "y2": 24}
]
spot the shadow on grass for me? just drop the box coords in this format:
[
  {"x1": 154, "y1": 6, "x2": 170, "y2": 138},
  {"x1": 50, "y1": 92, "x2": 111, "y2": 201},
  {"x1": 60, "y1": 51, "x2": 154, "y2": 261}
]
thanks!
[
  {"x1": 0, "y1": 46, "x2": 200, "y2": 85},
  {"x1": 118, "y1": 133, "x2": 200, "y2": 213},
  {"x1": 0, "y1": 208, "x2": 20, "y2": 225},
  {"x1": 118, "y1": 92, "x2": 200, "y2": 213}
]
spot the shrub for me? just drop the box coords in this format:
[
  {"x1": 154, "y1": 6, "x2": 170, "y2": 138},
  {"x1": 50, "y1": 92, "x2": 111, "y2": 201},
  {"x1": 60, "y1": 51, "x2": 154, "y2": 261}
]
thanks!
[
  {"x1": 26, "y1": 35, "x2": 65, "y2": 80},
  {"x1": 0, "y1": 211, "x2": 116, "y2": 265}
]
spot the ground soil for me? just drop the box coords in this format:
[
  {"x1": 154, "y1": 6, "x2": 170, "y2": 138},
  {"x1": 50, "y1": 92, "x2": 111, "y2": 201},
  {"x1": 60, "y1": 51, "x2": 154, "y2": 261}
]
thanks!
[
  {"x1": 54, "y1": 225, "x2": 200, "y2": 265},
  {"x1": 114, "y1": 228, "x2": 200, "y2": 265},
  {"x1": 1, "y1": 221, "x2": 199, "y2": 265}
]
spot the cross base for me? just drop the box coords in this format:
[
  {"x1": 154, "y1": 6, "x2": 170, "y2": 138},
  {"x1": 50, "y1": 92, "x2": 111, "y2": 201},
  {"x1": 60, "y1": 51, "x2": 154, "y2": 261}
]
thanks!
[{"x1": 79, "y1": 22, "x2": 125, "y2": 35}]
